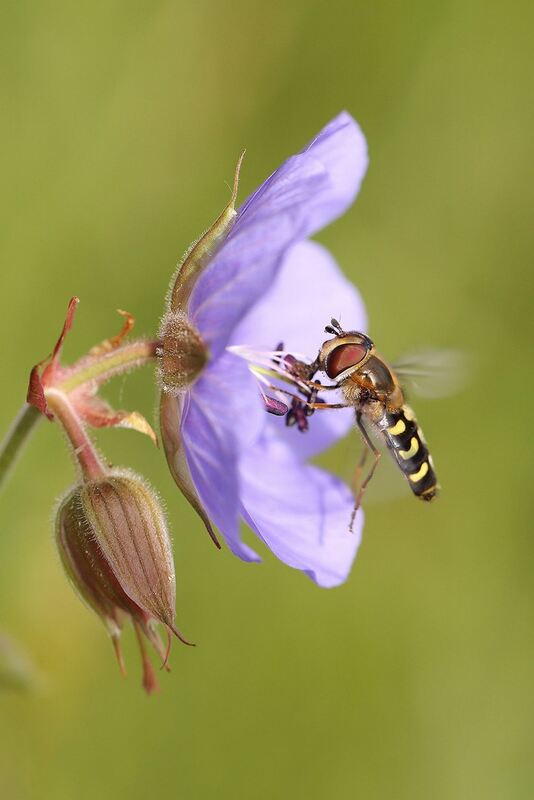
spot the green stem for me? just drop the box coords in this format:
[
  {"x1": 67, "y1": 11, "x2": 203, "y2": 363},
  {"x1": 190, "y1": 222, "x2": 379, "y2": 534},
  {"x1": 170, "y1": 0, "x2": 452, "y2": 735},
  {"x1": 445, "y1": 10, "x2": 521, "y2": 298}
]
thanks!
[
  {"x1": 0, "y1": 404, "x2": 42, "y2": 494},
  {"x1": 56, "y1": 339, "x2": 160, "y2": 394}
]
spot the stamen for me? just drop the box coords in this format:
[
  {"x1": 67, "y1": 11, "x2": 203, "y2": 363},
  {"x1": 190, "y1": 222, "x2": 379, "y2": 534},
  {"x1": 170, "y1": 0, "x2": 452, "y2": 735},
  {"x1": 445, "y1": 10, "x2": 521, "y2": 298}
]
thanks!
[
  {"x1": 262, "y1": 395, "x2": 289, "y2": 416},
  {"x1": 228, "y1": 344, "x2": 311, "y2": 369},
  {"x1": 227, "y1": 343, "x2": 333, "y2": 432}
]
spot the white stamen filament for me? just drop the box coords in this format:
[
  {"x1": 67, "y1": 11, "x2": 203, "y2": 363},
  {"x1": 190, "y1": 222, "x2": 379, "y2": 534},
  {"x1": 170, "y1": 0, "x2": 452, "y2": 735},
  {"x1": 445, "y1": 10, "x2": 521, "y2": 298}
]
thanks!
[
  {"x1": 227, "y1": 344, "x2": 310, "y2": 366},
  {"x1": 227, "y1": 344, "x2": 311, "y2": 392}
]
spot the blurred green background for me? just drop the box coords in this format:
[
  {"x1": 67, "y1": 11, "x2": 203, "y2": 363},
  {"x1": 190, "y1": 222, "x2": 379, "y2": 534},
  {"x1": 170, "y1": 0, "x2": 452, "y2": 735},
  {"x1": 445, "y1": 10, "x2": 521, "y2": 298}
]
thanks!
[{"x1": 0, "y1": 1, "x2": 532, "y2": 798}]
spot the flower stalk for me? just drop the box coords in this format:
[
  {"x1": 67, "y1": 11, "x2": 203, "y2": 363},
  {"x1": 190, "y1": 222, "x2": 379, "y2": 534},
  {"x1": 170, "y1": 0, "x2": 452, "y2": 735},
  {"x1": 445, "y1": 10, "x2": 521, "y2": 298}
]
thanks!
[
  {"x1": 45, "y1": 388, "x2": 106, "y2": 481},
  {"x1": 0, "y1": 404, "x2": 42, "y2": 494},
  {"x1": 56, "y1": 339, "x2": 159, "y2": 395}
]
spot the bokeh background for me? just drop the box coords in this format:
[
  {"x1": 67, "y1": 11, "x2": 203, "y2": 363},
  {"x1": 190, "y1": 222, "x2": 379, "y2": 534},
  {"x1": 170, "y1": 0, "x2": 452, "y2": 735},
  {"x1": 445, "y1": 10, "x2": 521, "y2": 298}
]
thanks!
[{"x1": 0, "y1": 2, "x2": 532, "y2": 798}]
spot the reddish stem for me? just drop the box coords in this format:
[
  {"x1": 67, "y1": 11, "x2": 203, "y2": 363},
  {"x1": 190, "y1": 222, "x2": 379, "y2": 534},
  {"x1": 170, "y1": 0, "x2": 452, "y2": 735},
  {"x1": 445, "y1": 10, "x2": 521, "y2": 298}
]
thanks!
[{"x1": 45, "y1": 389, "x2": 106, "y2": 481}]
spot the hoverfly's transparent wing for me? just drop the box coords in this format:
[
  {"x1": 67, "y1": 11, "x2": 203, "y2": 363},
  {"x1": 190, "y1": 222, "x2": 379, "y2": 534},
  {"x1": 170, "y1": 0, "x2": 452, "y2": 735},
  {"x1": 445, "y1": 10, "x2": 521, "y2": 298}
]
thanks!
[{"x1": 392, "y1": 349, "x2": 470, "y2": 399}]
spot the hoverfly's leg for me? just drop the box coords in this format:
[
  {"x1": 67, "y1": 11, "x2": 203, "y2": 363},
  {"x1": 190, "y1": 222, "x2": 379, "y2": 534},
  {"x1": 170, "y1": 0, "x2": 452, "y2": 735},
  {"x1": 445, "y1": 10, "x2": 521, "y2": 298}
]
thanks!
[
  {"x1": 350, "y1": 412, "x2": 381, "y2": 532},
  {"x1": 261, "y1": 384, "x2": 315, "y2": 406},
  {"x1": 299, "y1": 379, "x2": 341, "y2": 392},
  {"x1": 260, "y1": 382, "x2": 349, "y2": 411},
  {"x1": 305, "y1": 378, "x2": 321, "y2": 418},
  {"x1": 351, "y1": 440, "x2": 369, "y2": 497},
  {"x1": 307, "y1": 401, "x2": 349, "y2": 410},
  {"x1": 266, "y1": 384, "x2": 349, "y2": 410},
  {"x1": 288, "y1": 398, "x2": 349, "y2": 429}
]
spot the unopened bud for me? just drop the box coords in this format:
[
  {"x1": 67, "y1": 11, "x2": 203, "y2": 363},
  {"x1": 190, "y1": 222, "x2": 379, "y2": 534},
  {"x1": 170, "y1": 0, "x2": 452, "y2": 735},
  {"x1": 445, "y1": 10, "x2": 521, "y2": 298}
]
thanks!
[
  {"x1": 157, "y1": 310, "x2": 208, "y2": 393},
  {"x1": 55, "y1": 469, "x2": 192, "y2": 694}
]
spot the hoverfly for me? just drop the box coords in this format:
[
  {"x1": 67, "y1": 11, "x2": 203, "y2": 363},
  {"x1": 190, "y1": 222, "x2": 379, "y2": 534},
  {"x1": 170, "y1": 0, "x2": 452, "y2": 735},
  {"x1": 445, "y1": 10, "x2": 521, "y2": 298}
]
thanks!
[{"x1": 273, "y1": 318, "x2": 439, "y2": 529}]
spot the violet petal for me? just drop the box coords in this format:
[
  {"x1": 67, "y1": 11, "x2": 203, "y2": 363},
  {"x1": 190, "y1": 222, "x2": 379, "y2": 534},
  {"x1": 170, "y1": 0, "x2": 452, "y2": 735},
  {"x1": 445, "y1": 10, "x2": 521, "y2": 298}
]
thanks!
[
  {"x1": 190, "y1": 112, "x2": 368, "y2": 358},
  {"x1": 239, "y1": 430, "x2": 363, "y2": 588},
  {"x1": 231, "y1": 239, "x2": 367, "y2": 460}
]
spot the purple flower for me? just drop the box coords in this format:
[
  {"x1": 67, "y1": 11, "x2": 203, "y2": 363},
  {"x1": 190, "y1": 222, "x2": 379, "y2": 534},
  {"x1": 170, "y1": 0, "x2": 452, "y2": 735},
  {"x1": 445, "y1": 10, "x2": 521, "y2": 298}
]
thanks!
[{"x1": 160, "y1": 112, "x2": 368, "y2": 588}]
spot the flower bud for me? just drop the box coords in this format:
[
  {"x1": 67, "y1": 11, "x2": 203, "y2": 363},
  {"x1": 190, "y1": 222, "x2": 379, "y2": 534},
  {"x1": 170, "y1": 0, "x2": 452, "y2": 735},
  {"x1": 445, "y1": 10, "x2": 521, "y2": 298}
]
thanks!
[{"x1": 55, "y1": 469, "x2": 191, "y2": 694}]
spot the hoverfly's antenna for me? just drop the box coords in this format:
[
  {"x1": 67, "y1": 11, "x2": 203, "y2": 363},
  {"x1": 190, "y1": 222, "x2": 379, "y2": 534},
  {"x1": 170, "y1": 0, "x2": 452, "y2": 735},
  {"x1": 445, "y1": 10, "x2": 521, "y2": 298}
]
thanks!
[{"x1": 325, "y1": 318, "x2": 343, "y2": 336}]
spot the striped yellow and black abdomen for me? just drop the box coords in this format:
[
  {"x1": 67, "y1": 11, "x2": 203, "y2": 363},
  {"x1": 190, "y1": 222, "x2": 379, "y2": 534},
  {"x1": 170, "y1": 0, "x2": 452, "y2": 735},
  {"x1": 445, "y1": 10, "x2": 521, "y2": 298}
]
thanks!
[{"x1": 381, "y1": 405, "x2": 438, "y2": 500}]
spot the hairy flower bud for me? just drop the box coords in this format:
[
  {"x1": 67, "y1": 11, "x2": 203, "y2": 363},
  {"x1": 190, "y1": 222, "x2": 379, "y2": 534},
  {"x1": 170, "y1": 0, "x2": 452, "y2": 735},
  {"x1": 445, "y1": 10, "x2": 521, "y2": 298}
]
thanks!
[{"x1": 55, "y1": 469, "x2": 192, "y2": 693}]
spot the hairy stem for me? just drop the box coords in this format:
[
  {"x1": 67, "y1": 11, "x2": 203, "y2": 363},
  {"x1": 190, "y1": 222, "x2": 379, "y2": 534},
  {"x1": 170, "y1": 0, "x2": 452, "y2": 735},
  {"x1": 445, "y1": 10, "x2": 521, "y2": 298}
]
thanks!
[
  {"x1": 56, "y1": 339, "x2": 160, "y2": 394},
  {"x1": 0, "y1": 404, "x2": 42, "y2": 494},
  {"x1": 45, "y1": 389, "x2": 106, "y2": 481}
]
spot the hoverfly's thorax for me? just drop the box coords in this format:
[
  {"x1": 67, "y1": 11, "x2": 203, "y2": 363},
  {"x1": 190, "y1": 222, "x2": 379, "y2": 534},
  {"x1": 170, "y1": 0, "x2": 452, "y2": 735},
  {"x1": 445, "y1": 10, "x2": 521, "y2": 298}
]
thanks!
[{"x1": 358, "y1": 355, "x2": 399, "y2": 398}]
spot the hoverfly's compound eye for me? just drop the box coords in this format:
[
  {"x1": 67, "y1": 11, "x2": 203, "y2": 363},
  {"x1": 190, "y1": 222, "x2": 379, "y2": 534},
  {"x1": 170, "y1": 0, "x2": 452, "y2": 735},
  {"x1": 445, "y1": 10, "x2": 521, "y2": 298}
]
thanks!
[{"x1": 326, "y1": 343, "x2": 368, "y2": 379}]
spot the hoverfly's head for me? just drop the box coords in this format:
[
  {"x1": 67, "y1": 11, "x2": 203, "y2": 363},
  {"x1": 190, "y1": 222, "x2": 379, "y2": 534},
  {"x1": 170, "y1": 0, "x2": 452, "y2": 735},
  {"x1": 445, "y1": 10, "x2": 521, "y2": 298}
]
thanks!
[{"x1": 318, "y1": 319, "x2": 374, "y2": 381}]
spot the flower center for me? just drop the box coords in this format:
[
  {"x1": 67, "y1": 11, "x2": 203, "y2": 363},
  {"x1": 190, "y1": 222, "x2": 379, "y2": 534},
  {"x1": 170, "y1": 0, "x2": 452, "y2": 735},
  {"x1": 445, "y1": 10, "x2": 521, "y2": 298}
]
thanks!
[{"x1": 227, "y1": 343, "x2": 326, "y2": 433}]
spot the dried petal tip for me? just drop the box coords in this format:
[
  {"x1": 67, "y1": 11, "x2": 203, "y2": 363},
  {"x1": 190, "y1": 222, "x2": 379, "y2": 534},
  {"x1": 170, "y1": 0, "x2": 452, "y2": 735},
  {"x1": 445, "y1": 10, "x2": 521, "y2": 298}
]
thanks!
[
  {"x1": 55, "y1": 469, "x2": 190, "y2": 693},
  {"x1": 157, "y1": 310, "x2": 209, "y2": 393}
]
